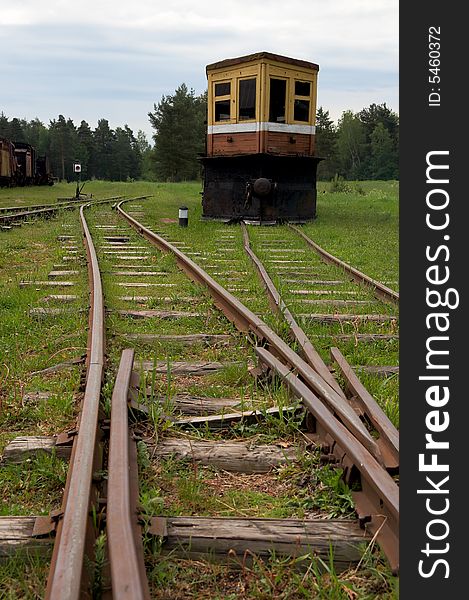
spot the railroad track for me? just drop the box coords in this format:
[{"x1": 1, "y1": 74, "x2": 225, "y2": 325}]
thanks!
[
  {"x1": 0, "y1": 195, "x2": 130, "y2": 228},
  {"x1": 1, "y1": 198, "x2": 399, "y2": 597}
]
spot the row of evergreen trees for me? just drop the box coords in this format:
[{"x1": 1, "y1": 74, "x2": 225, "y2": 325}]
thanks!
[
  {"x1": 315, "y1": 105, "x2": 399, "y2": 180},
  {"x1": 1, "y1": 86, "x2": 399, "y2": 183},
  {"x1": 0, "y1": 114, "x2": 151, "y2": 182}
]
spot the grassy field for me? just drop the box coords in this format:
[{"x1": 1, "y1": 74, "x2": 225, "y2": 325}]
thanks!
[
  {"x1": 0, "y1": 180, "x2": 399, "y2": 598},
  {"x1": 0, "y1": 180, "x2": 399, "y2": 290}
]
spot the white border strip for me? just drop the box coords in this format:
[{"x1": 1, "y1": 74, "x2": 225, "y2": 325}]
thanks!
[{"x1": 208, "y1": 122, "x2": 316, "y2": 135}]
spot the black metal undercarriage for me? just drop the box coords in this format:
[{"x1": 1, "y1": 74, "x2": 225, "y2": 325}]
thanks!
[{"x1": 201, "y1": 154, "x2": 321, "y2": 224}]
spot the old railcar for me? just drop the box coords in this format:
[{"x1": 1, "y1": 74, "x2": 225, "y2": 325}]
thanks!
[
  {"x1": 35, "y1": 155, "x2": 54, "y2": 186},
  {"x1": 14, "y1": 142, "x2": 36, "y2": 186},
  {"x1": 201, "y1": 52, "x2": 321, "y2": 223},
  {"x1": 0, "y1": 137, "x2": 17, "y2": 187}
]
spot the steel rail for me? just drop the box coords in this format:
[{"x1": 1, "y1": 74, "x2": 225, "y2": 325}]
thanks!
[
  {"x1": 0, "y1": 203, "x2": 78, "y2": 225},
  {"x1": 331, "y1": 347, "x2": 399, "y2": 464},
  {"x1": 255, "y1": 346, "x2": 399, "y2": 573},
  {"x1": 107, "y1": 348, "x2": 150, "y2": 600},
  {"x1": 45, "y1": 204, "x2": 105, "y2": 600},
  {"x1": 241, "y1": 221, "x2": 345, "y2": 397},
  {"x1": 116, "y1": 200, "x2": 381, "y2": 459},
  {"x1": 241, "y1": 222, "x2": 398, "y2": 468},
  {"x1": 241, "y1": 219, "x2": 394, "y2": 464},
  {"x1": 255, "y1": 346, "x2": 399, "y2": 517},
  {"x1": 288, "y1": 224, "x2": 399, "y2": 305},
  {"x1": 115, "y1": 201, "x2": 400, "y2": 556},
  {"x1": 0, "y1": 195, "x2": 124, "y2": 214},
  {"x1": 0, "y1": 195, "x2": 150, "y2": 226}
]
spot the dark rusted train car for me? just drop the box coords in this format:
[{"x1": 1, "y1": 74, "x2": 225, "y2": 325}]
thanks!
[
  {"x1": 14, "y1": 142, "x2": 36, "y2": 186},
  {"x1": 0, "y1": 138, "x2": 53, "y2": 186},
  {"x1": 35, "y1": 155, "x2": 54, "y2": 186},
  {"x1": 201, "y1": 52, "x2": 321, "y2": 223}
]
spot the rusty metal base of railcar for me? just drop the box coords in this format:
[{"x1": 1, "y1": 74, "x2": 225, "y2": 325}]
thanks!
[{"x1": 201, "y1": 154, "x2": 321, "y2": 223}]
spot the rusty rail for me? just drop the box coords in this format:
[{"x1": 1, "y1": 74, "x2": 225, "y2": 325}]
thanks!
[
  {"x1": 241, "y1": 221, "x2": 344, "y2": 397},
  {"x1": 108, "y1": 348, "x2": 150, "y2": 599},
  {"x1": 45, "y1": 204, "x2": 105, "y2": 599},
  {"x1": 0, "y1": 195, "x2": 150, "y2": 226},
  {"x1": 255, "y1": 346, "x2": 399, "y2": 572},
  {"x1": 241, "y1": 221, "x2": 399, "y2": 469},
  {"x1": 288, "y1": 224, "x2": 399, "y2": 305},
  {"x1": 0, "y1": 203, "x2": 78, "y2": 225},
  {"x1": 331, "y1": 347, "x2": 399, "y2": 466},
  {"x1": 116, "y1": 200, "x2": 399, "y2": 571},
  {"x1": 0, "y1": 196, "x2": 124, "y2": 215},
  {"x1": 116, "y1": 202, "x2": 381, "y2": 458}
]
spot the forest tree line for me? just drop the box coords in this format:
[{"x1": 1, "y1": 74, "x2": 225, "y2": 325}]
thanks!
[
  {"x1": 1, "y1": 84, "x2": 398, "y2": 183},
  {"x1": 0, "y1": 113, "x2": 151, "y2": 182}
]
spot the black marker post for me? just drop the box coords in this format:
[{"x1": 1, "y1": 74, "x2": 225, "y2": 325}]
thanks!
[{"x1": 178, "y1": 206, "x2": 188, "y2": 227}]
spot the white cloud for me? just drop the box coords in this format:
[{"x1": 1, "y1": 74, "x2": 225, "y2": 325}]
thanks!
[{"x1": 0, "y1": 0, "x2": 398, "y2": 138}]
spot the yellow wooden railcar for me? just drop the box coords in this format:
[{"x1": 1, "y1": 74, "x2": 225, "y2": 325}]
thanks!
[
  {"x1": 0, "y1": 137, "x2": 17, "y2": 186},
  {"x1": 201, "y1": 52, "x2": 321, "y2": 223}
]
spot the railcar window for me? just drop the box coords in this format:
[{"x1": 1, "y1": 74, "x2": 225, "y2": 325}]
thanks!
[
  {"x1": 215, "y1": 100, "x2": 231, "y2": 122},
  {"x1": 295, "y1": 81, "x2": 311, "y2": 96},
  {"x1": 215, "y1": 82, "x2": 231, "y2": 96},
  {"x1": 269, "y1": 78, "x2": 287, "y2": 123},
  {"x1": 238, "y1": 79, "x2": 256, "y2": 120},
  {"x1": 293, "y1": 79, "x2": 311, "y2": 122},
  {"x1": 294, "y1": 99, "x2": 310, "y2": 122}
]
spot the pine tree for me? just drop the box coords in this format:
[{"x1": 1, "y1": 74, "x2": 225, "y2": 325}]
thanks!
[
  {"x1": 358, "y1": 103, "x2": 399, "y2": 178},
  {"x1": 0, "y1": 113, "x2": 10, "y2": 139},
  {"x1": 315, "y1": 107, "x2": 338, "y2": 180},
  {"x1": 9, "y1": 118, "x2": 26, "y2": 143},
  {"x1": 136, "y1": 130, "x2": 154, "y2": 180},
  {"x1": 149, "y1": 84, "x2": 206, "y2": 181},
  {"x1": 49, "y1": 116, "x2": 77, "y2": 181},
  {"x1": 76, "y1": 120, "x2": 95, "y2": 179},
  {"x1": 93, "y1": 119, "x2": 115, "y2": 180},
  {"x1": 23, "y1": 118, "x2": 49, "y2": 155},
  {"x1": 370, "y1": 123, "x2": 398, "y2": 179},
  {"x1": 111, "y1": 127, "x2": 132, "y2": 180},
  {"x1": 336, "y1": 111, "x2": 366, "y2": 179}
]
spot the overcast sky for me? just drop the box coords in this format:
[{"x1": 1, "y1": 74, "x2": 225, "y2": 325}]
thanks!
[{"x1": 1, "y1": 0, "x2": 398, "y2": 143}]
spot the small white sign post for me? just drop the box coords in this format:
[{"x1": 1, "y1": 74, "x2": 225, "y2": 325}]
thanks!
[{"x1": 73, "y1": 162, "x2": 82, "y2": 198}]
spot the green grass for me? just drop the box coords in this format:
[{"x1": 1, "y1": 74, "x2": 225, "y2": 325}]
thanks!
[
  {"x1": 0, "y1": 554, "x2": 50, "y2": 599},
  {"x1": 312, "y1": 180, "x2": 399, "y2": 286},
  {"x1": 138, "y1": 447, "x2": 355, "y2": 520},
  {"x1": 0, "y1": 209, "x2": 90, "y2": 455},
  {"x1": 145, "y1": 548, "x2": 398, "y2": 599},
  {"x1": 0, "y1": 452, "x2": 68, "y2": 515},
  {"x1": 0, "y1": 180, "x2": 399, "y2": 597}
]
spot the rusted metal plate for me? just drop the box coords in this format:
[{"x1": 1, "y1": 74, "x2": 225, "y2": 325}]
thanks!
[
  {"x1": 148, "y1": 517, "x2": 168, "y2": 539},
  {"x1": 55, "y1": 430, "x2": 77, "y2": 447},
  {"x1": 201, "y1": 154, "x2": 319, "y2": 222},
  {"x1": 32, "y1": 516, "x2": 57, "y2": 538}
]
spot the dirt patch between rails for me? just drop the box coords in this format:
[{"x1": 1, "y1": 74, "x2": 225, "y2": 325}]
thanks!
[
  {"x1": 202, "y1": 469, "x2": 291, "y2": 496},
  {"x1": 155, "y1": 464, "x2": 293, "y2": 515}
]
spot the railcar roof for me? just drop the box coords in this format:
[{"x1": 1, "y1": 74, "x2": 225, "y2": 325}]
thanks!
[{"x1": 206, "y1": 52, "x2": 319, "y2": 73}]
